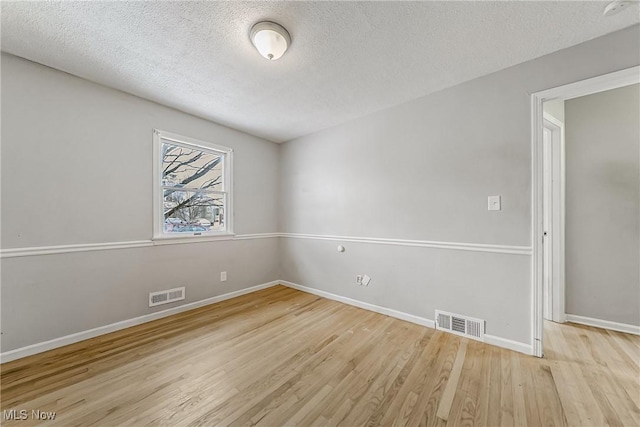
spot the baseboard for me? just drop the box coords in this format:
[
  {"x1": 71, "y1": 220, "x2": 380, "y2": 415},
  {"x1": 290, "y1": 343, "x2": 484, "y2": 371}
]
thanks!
[
  {"x1": 280, "y1": 280, "x2": 532, "y2": 355},
  {"x1": 566, "y1": 314, "x2": 640, "y2": 336},
  {"x1": 484, "y1": 334, "x2": 533, "y2": 354},
  {"x1": 0, "y1": 280, "x2": 280, "y2": 364}
]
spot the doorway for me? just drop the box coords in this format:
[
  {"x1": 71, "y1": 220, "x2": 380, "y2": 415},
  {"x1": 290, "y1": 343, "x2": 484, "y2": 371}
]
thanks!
[{"x1": 530, "y1": 65, "x2": 640, "y2": 357}]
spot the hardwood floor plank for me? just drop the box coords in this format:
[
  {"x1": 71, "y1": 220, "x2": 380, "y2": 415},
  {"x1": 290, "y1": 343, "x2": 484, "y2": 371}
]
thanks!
[
  {"x1": 471, "y1": 343, "x2": 493, "y2": 427},
  {"x1": 364, "y1": 330, "x2": 433, "y2": 426},
  {"x1": 435, "y1": 340, "x2": 467, "y2": 421},
  {"x1": 526, "y1": 358, "x2": 567, "y2": 427},
  {"x1": 380, "y1": 332, "x2": 451, "y2": 427},
  {"x1": 445, "y1": 340, "x2": 483, "y2": 427},
  {"x1": 337, "y1": 327, "x2": 426, "y2": 427},
  {"x1": 507, "y1": 351, "x2": 527, "y2": 426},
  {"x1": 585, "y1": 364, "x2": 640, "y2": 426},
  {"x1": 412, "y1": 337, "x2": 460, "y2": 427}
]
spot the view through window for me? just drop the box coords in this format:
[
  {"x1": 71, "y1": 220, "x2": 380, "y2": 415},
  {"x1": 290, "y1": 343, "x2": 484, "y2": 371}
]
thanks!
[{"x1": 156, "y1": 131, "x2": 232, "y2": 236}]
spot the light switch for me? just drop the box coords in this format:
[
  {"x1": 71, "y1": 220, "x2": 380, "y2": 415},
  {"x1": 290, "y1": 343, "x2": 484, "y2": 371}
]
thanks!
[{"x1": 488, "y1": 196, "x2": 501, "y2": 211}]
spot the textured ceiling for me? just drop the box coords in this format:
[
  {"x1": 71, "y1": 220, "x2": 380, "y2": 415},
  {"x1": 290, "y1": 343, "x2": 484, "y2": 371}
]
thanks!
[{"x1": 1, "y1": 1, "x2": 638, "y2": 143}]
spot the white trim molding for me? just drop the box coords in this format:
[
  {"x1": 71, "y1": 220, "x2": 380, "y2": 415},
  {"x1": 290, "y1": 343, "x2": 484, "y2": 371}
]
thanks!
[
  {"x1": 531, "y1": 65, "x2": 640, "y2": 358},
  {"x1": 534, "y1": 66, "x2": 640, "y2": 103},
  {"x1": 484, "y1": 335, "x2": 533, "y2": 355},
  {"x1": 233, "y1": 233, "x2": 281, "y2": 240},
  {"x1": 0, "y1": 280, "x2": 280, "y2": 364},
  {"x1": 566, "y1": 314, "x2": 640, "y2": 336},
  {"x1": 0, "y1": 233, "x2": 529, "y2": 258},
  {"x1": 0, "y1": 240, "x2": 154, "y2": 258},
  {"x1": 280, "y1": 280, "x2": 533, "y2": 356},
  {"x1": 531, "y1": 88, "x2": 545, "y2": 358},
  {"x1": 0, "y1": 233, "x2": 280, "y2": 258},
  {"x1": 280, "y1": 233, "x2": 532, "y2": 255}
]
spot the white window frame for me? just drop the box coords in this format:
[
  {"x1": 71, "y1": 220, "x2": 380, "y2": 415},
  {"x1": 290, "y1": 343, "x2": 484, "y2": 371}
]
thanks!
[{"x1": 152, "y1": 129, "x2": 234, "y2": 241}]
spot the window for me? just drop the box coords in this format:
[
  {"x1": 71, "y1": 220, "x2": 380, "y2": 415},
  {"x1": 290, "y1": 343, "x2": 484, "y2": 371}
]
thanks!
[{"x1": 153, "y1": 130, "x2": 233, "y2": 239}]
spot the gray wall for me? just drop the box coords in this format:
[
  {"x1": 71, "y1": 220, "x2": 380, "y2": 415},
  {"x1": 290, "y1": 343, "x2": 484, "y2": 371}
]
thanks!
[
  {"x1": 280, "y1": 25, "x2": 640, "y2": 345},
  {"x1": 565, "y1": 84, "x2": 640, "y2": 326},
  {"x1": 0, "y1": 54, "x2": 280, "y2": 352}
]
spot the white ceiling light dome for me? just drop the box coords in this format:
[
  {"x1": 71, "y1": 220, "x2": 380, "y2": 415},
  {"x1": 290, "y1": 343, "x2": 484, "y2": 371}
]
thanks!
[
  {"x1": 250, "y1": 21, "x2": 291, "y2": 61},
  {"x1": 603, "y1": 1, "x2": 637, "y2": 16}
]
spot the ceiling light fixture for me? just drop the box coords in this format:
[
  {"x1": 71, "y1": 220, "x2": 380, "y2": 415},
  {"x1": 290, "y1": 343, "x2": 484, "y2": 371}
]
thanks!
[
  {"x1": 250, "y1": 21, "x2": 291, "y2": 61},
  {"x1": 603, "y1": 0, "x2": 635, "y2": 16}
]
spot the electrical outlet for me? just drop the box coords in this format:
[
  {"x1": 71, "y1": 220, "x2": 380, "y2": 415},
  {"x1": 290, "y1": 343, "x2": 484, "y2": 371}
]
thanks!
[
  {"x1": 356, "y1": 275, "x2": 363, "y2": 285},
  {"x1": 488, "y1": 195, "x2": 501, "y2": 211},
  {"x1": 362, "y1": 275, "x2": 371, "y2": 287},
  {"x1": 220, "y1": 271, "x2": 227, "y2": 282}
]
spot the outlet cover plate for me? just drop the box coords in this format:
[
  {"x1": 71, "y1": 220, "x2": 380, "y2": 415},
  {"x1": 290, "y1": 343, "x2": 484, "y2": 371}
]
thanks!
[{"x1": 488, "y1": 196, "x2": 501, "y2": 211}]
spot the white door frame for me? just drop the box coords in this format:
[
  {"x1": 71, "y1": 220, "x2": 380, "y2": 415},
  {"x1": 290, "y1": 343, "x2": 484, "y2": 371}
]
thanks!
[{"x1": 530, "y1": 65, "x2": 640, "y2": 358}]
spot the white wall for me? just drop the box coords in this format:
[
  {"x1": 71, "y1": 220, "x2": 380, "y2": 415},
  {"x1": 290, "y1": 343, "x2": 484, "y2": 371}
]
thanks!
[
  {"x1": 564, "y1": 84, "x2": 640, "y2": 326},
  {"x1": 0, "y1": 54, "x2": 280, "y2": 352},
  {"x1": 279, "y1": 25, "x2": 640, "y2": 347}
]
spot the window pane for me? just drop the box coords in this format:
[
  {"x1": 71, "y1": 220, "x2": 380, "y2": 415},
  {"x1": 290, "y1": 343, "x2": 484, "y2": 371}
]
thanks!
[
  {"x1": 163, "y1": 189, "x2": 225, "y2": 233},
  {"x1": 162, "y1": 142, "x2": 223, "y2": 191}
]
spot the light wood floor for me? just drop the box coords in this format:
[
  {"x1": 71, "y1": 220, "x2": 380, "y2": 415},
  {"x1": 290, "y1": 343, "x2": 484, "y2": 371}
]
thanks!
[{"x1": 1, "y1": 285, "x2": 638, "y2": 426}]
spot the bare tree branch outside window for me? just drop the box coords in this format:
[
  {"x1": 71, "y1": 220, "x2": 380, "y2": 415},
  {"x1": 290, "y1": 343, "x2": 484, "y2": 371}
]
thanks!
[{"x1": 161, "y1": 143, "x2": 226, "y2": 233}]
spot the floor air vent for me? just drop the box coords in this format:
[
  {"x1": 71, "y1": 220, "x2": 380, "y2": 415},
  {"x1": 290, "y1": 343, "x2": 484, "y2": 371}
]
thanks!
[
  {"x1": 149, "y1": 287, "x2": 185, "y2": 307},
  {"x1": 435, "y1": 310, "x2": 485, "y2": 341}
]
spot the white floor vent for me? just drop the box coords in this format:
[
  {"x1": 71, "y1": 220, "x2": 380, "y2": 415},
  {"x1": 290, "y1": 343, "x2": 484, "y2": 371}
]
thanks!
[
  {"x1": 435, "y1": 310, "x2": 485, "y2": 341},
  {"x1": 149, "y1": 287, "x2": 185, "y2": 307}
]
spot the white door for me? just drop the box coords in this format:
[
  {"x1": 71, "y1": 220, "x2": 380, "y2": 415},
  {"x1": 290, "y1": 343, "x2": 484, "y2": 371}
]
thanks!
[
  {"x1": 542, "y1": 116, "x2": 565, "y2": 323},
  {"x1": 542, "y1": 126, "x2": 553, "y2": 321}
]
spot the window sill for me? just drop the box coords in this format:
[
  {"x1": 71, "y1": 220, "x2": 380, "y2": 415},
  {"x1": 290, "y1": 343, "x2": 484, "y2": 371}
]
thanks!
[{"x1": 152, "y1": 233, "x2": 236, "y2": 246}]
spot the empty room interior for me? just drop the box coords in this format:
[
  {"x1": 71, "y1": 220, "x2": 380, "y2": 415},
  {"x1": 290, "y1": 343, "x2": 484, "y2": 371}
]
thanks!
[{"x1": 1, "y1": 1, "x2": 639, "y2": 426}]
